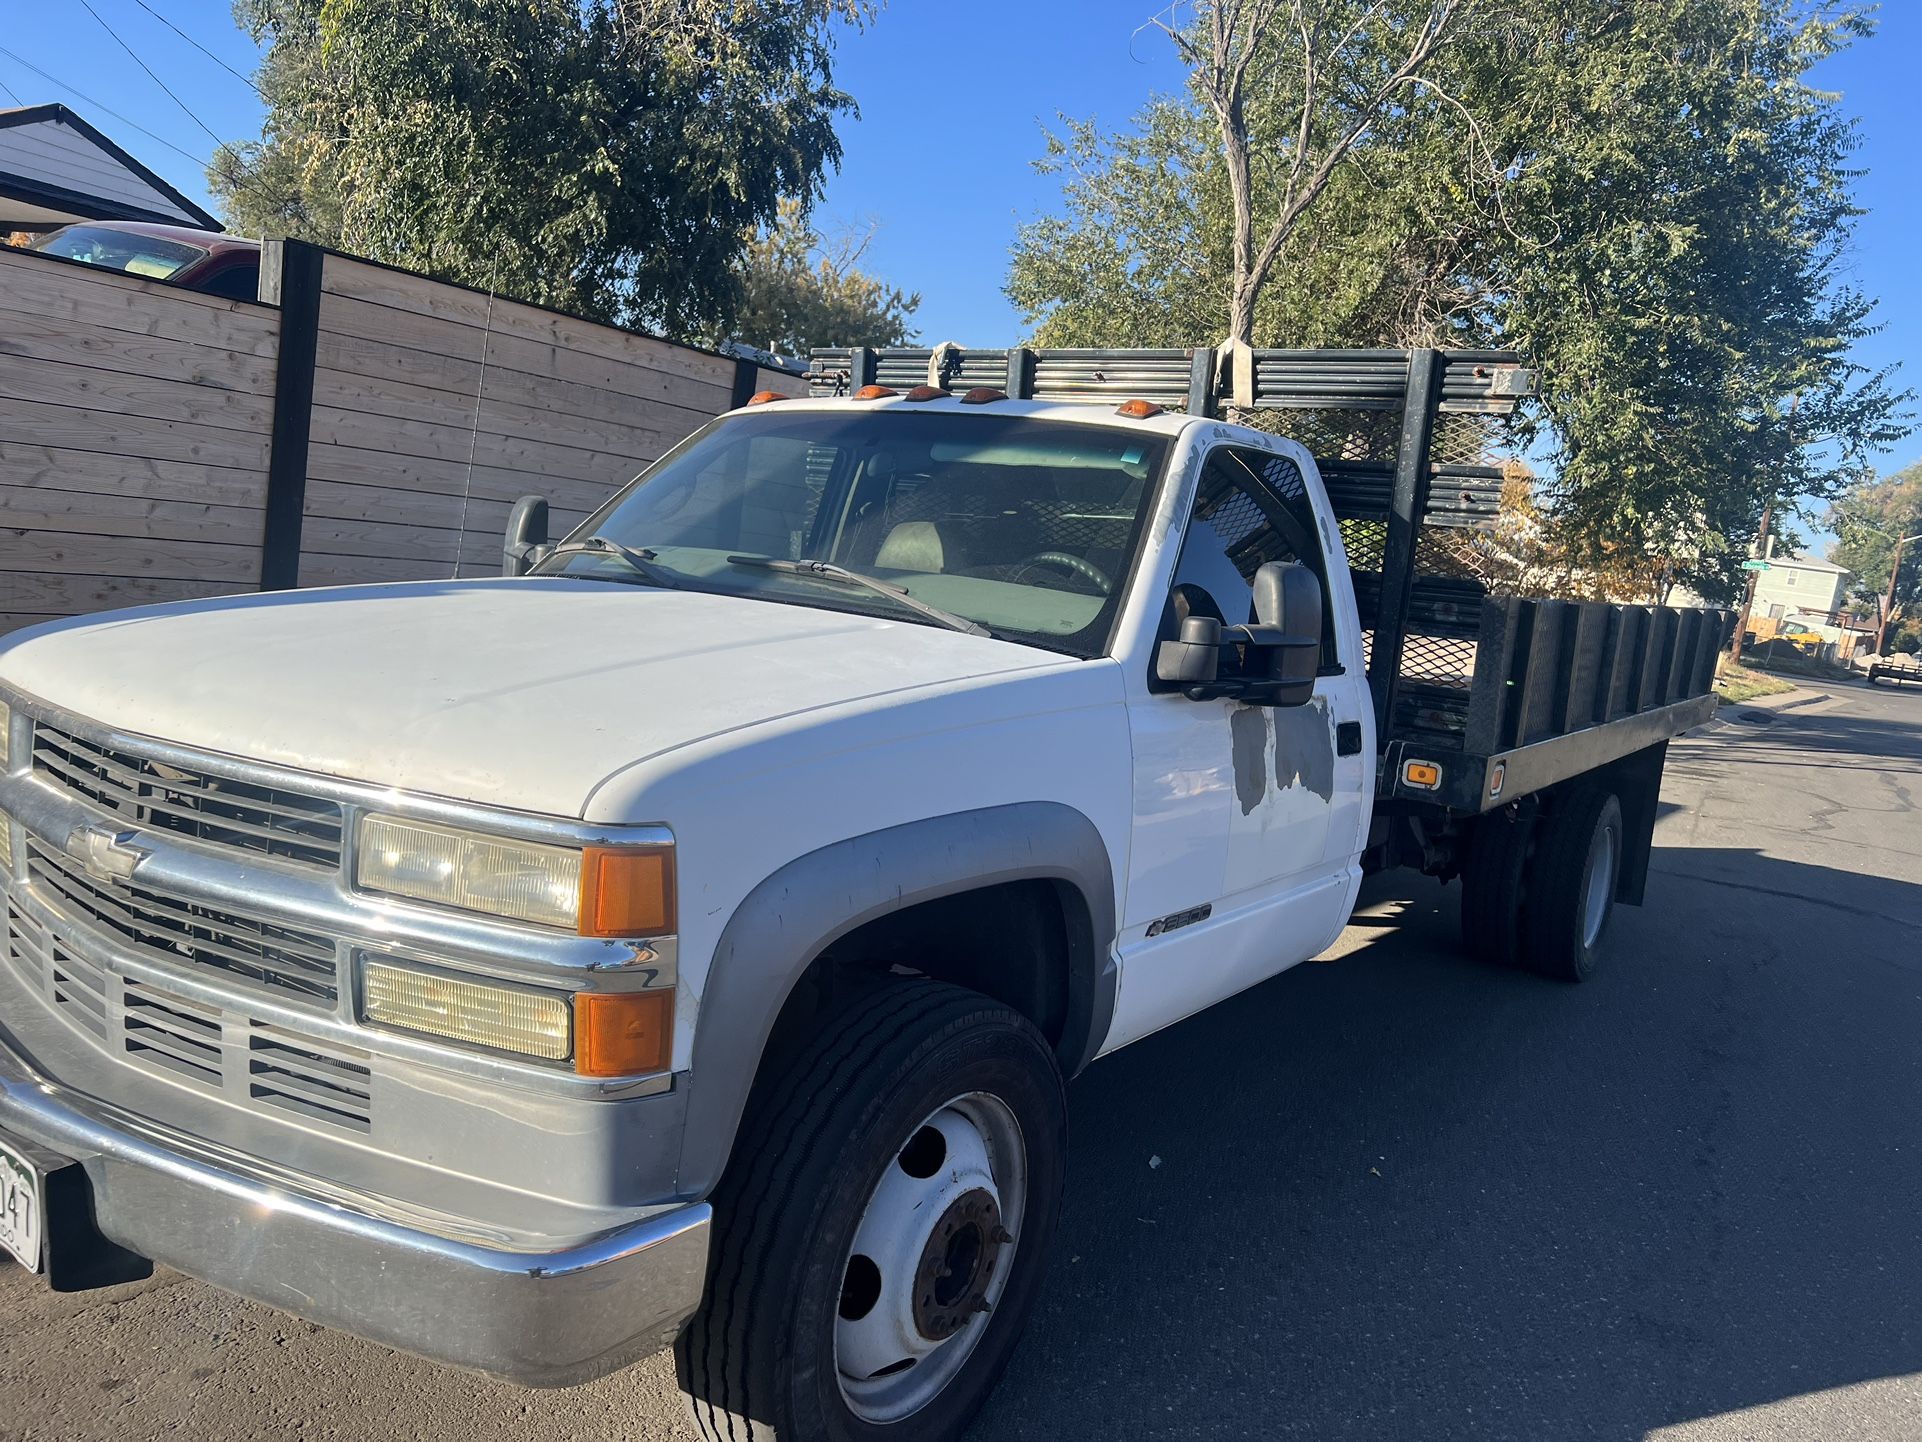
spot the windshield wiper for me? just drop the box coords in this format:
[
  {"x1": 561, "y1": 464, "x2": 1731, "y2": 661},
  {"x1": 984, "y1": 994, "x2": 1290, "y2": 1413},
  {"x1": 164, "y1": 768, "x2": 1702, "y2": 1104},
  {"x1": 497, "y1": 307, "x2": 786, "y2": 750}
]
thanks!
[
  {"x1": 540, "y1": 535, "x2": 679, "y2": 588},
  {"x1": 724, "y1": 555, "x2": 992, "y2": 637}
]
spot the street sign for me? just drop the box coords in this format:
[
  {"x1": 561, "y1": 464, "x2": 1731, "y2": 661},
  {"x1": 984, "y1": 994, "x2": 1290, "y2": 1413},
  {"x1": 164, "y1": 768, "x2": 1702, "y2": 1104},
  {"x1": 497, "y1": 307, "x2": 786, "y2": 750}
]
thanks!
[{"x1": 1740, "y1": 560, "x2": 1771, "y2": 571}]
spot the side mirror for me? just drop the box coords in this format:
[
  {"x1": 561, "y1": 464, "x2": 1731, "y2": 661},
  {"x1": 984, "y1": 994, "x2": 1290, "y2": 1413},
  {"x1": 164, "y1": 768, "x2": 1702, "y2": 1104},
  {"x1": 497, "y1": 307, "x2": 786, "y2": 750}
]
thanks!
[
  {"x1": 1155, "y1": 615, "x2": 1223, "y2": 685},
  {"x1": 504, "y1": 495, "x2": 551, "y2": 577},
  {"x1": 1156, "y1": 562, "x2": 1321, "y2": 705},
  {"x1": 1252, "y1": 560, "x2": 1318, "y2": 636},
  {"x1": 1245, "y1": 560, "x2": 1321, "y2": 707}
]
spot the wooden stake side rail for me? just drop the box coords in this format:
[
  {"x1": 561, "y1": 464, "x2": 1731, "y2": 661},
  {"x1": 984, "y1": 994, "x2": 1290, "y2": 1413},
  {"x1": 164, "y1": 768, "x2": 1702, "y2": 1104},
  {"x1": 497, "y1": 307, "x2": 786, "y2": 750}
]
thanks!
[{"x1": 1385, "y1": 596, "x2": 1736, "y2": 812}]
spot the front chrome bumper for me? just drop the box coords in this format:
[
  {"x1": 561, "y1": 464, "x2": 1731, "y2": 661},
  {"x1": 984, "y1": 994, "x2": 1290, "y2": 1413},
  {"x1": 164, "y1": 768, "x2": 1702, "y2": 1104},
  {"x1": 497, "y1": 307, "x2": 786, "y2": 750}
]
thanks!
[{"x1": 0, "y1": 1028, "x2": 711, "y2": 1386}]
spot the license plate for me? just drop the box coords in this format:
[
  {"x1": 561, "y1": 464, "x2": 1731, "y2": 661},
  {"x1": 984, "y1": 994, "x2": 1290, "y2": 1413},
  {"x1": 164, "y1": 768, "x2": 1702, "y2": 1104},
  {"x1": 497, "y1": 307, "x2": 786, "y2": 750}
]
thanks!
[{"x1": 0, "y1": 1135, "x2": 43, "y2": 1273}]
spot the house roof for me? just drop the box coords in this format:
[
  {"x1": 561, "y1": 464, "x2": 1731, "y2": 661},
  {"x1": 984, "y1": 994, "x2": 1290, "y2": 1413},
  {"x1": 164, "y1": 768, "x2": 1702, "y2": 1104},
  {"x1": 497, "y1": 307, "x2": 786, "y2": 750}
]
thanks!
[
  {"x1": 1769, "y1": 554, "x2": 1850, "y2": 575},
  {"x1": 0, "y1": 103, "x2": 218, "y2": 231}
]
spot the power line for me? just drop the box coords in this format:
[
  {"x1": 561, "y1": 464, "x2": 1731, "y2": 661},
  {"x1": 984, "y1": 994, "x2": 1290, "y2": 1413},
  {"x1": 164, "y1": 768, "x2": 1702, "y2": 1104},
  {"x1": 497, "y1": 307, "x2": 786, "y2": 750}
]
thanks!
[
  {"x1": 125, "y1": 0, "x2": 262, "y2": 97},
  {"x1": 0, "y1": 41, "x2": 302, "y2": 227},
  {"x1": 0, "y1": 43, "x2": 211, "y2": 169},
  {"x1": 0, "y1": 36, "x2": 292, "y2": 225},
  {"x1": 74, "y1": 0, "x2": 225, "y2": 148}
]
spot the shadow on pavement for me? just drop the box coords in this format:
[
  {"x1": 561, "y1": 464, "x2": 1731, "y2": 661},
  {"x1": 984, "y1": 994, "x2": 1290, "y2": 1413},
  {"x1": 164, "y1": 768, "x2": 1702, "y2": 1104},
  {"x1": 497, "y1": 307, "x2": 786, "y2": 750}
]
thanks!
[{"x1": 969, "y1": 851, "x2": 1922, "y2": 1441}]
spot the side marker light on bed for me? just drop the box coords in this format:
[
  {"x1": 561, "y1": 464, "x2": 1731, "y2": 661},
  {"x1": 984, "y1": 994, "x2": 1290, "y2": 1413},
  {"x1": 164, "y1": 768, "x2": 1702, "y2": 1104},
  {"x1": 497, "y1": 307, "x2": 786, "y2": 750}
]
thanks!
[{"x1": 1402, "y1": 760, "x2": 1441, "y2": 790}]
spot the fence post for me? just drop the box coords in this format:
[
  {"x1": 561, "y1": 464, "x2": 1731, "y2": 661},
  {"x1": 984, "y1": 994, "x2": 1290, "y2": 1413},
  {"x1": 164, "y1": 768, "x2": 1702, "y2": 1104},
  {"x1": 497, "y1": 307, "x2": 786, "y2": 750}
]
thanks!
[
  {"x1": 729, "y1": 355, "x2": 760, "y2": 410},
  {"x1": 258, "y1": 238, "x2": 323, "y2": 591}
]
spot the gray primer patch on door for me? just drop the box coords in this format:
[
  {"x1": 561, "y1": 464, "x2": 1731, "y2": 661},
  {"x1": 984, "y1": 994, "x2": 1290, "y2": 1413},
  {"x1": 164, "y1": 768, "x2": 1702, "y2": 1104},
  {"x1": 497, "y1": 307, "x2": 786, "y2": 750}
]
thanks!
[
  {"x1": 1230, "y1": 706, "x2": 1268, "y2": 815},
  {"x1": 1274, "y1": 699, "x2": 1335, "y2": 802}
]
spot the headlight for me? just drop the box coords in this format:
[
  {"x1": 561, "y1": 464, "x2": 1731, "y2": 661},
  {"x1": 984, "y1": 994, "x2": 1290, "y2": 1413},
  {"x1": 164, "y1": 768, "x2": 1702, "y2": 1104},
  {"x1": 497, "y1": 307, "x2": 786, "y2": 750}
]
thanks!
[
  {"x1": 361, "y1": 956, "x2": 673, "y2": 1075},
  {"x1": 364, "y1": 959, "x2": 571, "y2": 1059},
  {"x1": 354, "y1": 814, "x2": 674, "y2": 936}
]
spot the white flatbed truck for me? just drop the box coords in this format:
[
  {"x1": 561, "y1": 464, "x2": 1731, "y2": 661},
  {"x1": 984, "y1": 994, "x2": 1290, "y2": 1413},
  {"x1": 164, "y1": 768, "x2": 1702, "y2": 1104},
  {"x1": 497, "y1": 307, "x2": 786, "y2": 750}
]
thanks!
[{"x1": 0, "y1": 345, "x2": 1731, "y2": 1440}]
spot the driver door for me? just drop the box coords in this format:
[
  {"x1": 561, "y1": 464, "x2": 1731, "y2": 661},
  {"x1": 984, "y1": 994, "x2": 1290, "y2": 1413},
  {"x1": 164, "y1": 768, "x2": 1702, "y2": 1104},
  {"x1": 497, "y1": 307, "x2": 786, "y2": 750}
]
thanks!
[{"x1": 1104, "y1": 441, "x2": 1370, "y2": 1052}]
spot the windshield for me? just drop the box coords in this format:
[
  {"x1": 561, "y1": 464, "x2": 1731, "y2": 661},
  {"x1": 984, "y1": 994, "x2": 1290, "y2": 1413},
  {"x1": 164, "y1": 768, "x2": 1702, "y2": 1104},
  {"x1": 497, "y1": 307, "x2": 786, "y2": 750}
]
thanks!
[
  {"x1": 33, "y1": 225, "x2": 208, "y2": 280},
  {"x1": 539, "y1": 409, "x2": 1172, "y2": 656}
]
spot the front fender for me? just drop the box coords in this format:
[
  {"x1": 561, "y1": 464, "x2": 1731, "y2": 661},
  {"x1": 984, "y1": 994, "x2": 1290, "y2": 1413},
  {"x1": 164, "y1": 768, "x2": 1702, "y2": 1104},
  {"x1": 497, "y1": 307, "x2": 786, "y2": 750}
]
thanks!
[{"x1": 675, "y1": 801, "x2": 1117, "y2": 1195}]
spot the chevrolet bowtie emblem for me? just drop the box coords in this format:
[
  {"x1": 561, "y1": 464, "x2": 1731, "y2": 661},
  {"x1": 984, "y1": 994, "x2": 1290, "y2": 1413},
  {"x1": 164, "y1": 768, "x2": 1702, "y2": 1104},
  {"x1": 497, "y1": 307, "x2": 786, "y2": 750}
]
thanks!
[{"x1": 65, "y1": 825, "x2": 152, "y2": 885}]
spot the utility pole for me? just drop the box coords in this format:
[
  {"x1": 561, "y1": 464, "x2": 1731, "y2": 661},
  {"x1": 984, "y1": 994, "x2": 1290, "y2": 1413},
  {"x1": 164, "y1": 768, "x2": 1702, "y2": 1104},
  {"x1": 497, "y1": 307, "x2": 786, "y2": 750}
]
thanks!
[
  {"x1": 1728, "y1": 494, "x2": 1773, "y2": 668},
  {"x1": 1730, "y1": 394, "x2": 1798, "y2": 670},
  {"x1": 1873, "y1": 532, "x2": 1922, "y2": 657}
]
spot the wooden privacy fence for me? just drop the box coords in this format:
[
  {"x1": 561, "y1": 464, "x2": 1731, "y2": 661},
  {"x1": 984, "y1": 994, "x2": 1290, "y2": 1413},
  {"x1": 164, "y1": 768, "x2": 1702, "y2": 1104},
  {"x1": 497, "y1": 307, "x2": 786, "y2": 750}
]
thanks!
[
  {"x1": 0, "y1": 237, "x2": 802, "y2": 636},
  {"x1": 0, "y1": 243, "x2": 279, "y2": 632}
]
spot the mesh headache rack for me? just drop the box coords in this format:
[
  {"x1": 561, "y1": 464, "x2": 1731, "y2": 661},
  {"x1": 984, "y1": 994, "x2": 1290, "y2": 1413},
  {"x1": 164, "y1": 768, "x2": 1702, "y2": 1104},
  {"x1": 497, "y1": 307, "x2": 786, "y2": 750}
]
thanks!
[{"x1": 809, "y1": 345, "x2": 1734, "y2": 812}]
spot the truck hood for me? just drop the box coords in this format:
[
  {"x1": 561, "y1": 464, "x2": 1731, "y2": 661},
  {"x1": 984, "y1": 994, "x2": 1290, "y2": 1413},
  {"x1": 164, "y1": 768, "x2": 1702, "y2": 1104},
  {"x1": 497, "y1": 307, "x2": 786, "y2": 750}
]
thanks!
[{"x1": 0, "y1": 579, "x2": 1069, "y2": 815}]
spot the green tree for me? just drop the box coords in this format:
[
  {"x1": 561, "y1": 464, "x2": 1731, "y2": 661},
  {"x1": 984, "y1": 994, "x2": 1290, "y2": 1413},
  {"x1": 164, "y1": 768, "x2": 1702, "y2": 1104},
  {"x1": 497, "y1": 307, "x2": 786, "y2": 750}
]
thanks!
[
  {"x1": 1009, "y1": 1, "x2": 1912, "y2": 601},
  {"x1": 721, "y1": 198, "x2": 919, "y2": 356},
  {"x1": 1141, "y1": 0, "x2": 1466, "y2": 347},
  {"x1": 1828, "y1": 462, "x2": 1922, "y2": 644},
  {"x1": 211, "y1": 0, "x2": 871, "y2": 339}
]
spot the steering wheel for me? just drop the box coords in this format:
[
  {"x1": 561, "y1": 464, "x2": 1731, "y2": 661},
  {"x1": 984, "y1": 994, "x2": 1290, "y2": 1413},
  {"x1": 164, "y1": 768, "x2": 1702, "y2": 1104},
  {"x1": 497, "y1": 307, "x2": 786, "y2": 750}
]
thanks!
[{"x1": 1011, "y1": 551, "x2": 1114, "y2": 592}]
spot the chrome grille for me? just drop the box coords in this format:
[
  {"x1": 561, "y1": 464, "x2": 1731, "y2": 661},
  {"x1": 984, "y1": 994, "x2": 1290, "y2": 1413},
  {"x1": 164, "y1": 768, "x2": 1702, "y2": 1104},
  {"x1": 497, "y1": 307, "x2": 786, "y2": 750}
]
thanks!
[
  {"x1": 31, "y1": 722, "x2": 344, "y2": 869},
  {"x1": 27, "y1": 838, "x2": 340, "y2": 1004},
  {"x1": 8, "y1": 897, "x2": 109, "y2": 1040},
  {"x1": 248, "y1": 1022, "x2": 373, "y2": 1132},
  {"x1": 4, "y1": 895, "x2": 376, "y2": 1132},
  {"x1": 124, "y1": 977, "x2": 224, "y2": 1087}
]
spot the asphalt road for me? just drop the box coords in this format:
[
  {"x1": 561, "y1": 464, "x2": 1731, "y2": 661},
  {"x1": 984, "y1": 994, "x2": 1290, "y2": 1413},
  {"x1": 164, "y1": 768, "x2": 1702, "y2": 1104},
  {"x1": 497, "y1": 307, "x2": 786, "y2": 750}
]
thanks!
[{"x1": 4, "y1": 680, "x2": 1920, "y2": 1441}]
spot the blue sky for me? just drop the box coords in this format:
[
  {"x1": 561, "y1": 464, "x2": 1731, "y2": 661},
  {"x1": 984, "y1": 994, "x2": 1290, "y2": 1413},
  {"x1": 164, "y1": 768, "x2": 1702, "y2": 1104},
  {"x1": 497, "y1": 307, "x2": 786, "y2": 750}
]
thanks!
[{"x1": 3, "y1": 0, "x2": 1916, "y2": 497}]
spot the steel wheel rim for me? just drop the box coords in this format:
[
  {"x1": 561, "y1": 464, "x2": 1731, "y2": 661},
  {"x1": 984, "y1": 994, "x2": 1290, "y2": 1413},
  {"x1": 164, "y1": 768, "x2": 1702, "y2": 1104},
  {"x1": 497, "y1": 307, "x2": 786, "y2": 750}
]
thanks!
[
  {"x1": 835, "y1": 1091, "x2": 1028, "y2": 1424},
  {"x1": 1582, "y1": 819, "x2": 1618, "y2": 949}
]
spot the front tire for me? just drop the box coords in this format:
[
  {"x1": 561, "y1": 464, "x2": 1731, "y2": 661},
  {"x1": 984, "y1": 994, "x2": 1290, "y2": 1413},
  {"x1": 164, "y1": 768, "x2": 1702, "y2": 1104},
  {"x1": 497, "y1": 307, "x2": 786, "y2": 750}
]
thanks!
[{"x1": 675, "y1": 978, "x2": 1066, "y2": 1442}]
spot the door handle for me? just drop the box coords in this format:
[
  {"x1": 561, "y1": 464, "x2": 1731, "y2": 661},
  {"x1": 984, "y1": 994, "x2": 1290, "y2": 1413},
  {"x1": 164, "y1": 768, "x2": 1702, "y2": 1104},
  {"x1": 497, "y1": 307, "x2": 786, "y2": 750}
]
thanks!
[{"x1": 1336, "y1": 720, "x2": 1363, "y2": 756}]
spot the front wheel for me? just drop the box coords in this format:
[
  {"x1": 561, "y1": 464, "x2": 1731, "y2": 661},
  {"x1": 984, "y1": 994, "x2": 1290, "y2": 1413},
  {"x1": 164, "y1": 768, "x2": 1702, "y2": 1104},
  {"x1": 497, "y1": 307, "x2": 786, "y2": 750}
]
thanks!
[{"x1": 675, "y1": 979, "x2": 1066, "y2": 1442}]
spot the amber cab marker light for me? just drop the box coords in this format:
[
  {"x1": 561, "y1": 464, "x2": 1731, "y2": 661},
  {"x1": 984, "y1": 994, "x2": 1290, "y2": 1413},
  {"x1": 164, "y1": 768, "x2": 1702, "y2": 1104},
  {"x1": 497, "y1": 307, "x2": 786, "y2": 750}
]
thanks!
[
  {"x1": 1115, "y1": 398, "x2": 1164, "y2": 418},
  {"x1": 579, "y1": 846, "x2": 675, "y2": 938},
  {"x1": 575, "y1": 990, "x2": 674, "y2": 1077},
  {"x1": 959, "y1": 387, "x2": 1007, "y2": 405},
  {"x1": 903, "y1": 384, "x2": 944, "y2": 401},
  {"x1": 854, "y1": 384, "x2": 899, "y2": 400},
  {"x1": 746, "y1": 390, "x2": 788, "y2": 405}
]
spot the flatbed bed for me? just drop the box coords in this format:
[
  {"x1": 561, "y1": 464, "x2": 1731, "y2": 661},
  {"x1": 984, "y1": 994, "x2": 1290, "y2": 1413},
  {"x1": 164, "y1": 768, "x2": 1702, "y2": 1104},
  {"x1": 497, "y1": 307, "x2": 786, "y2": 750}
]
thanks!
[{"x1": 1868, "y1": 657, "x2": 1922, "y2": 686}]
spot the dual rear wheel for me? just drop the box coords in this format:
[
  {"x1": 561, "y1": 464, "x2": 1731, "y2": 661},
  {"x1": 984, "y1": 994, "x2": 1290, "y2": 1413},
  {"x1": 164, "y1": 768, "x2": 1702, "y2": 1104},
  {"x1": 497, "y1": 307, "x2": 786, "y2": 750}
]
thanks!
[{"x1": 1460, "y1": 782, "x2": 1625, "y2": 982}]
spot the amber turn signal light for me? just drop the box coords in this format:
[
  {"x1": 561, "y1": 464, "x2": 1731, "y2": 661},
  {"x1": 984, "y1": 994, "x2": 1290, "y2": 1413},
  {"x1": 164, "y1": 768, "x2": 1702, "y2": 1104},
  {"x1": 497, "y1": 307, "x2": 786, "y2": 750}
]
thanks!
[
  {"x1": 575, "y1": 990, "x2": 674, "y2": 1077},
  {"x1": 746, "y1": 390, "x2": 788, "y2": 405},
  {"x1": 579, "y1": 846, "x2": 675, "y2": 937},
  {"x1": 1115, "y1": 398, "x2": 1164, "y2": 418},
  {"x1": 1402, "y1": 760, "x2": 1442, "y2": 790},
  {"x1": 854, "y1": 384, "x2": 899, "y2": 400}
]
